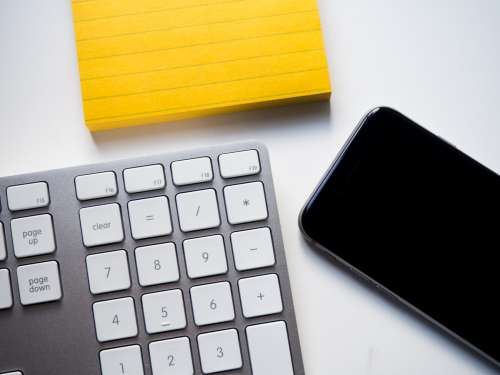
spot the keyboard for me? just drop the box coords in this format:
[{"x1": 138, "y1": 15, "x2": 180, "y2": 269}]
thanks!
[{"x1": 0, "y1": 143, "x2": 304, "y2": 375}]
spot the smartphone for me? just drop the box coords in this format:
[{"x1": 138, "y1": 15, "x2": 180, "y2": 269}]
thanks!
[{"x1": 300, "y1": 107, "x2": 500, "y2": 367}]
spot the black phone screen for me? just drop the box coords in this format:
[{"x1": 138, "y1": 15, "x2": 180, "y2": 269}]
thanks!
[{"x1": 300, "y1": 107, "x2": 500, "y2": 364}]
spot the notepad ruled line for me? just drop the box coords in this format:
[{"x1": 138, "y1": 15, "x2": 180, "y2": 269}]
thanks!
[
  {"x1": 84, "y1": 66, "x2": 327, "y2": 101},
  {"x1": 75, "y1": 0, "x2": 246, "y2": 23},
  {"x1": 86, "y1": 86, "x2": 329, "y2": 123},
  {"x1": 78, "y1": 28, "x2": 321, "y2": 62},
  {"x1": 82, "y1": 48, "x2": 324, "y2": 82},
  {"x1": 76, "y1": 9, "x2": 316, "y2": 42}
]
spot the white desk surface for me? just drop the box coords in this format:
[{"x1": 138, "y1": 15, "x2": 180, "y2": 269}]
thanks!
[{"x1": 1, "y1": 1, "x2": 499, "y2": 374}]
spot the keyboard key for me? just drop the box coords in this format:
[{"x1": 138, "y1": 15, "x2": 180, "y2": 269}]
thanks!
[
  {"x1": 176, "y1": 189, "x2": 220, "y2": 232},
  {"x1": 149, "y1": 337, "x2": 194, "y2": 375},
  {"x1": 135, "y1": 242, "x2": 179, "y2": 287},
  {"x1": 224, "y1": 182, "x2": 268, "y2": 224},
  {"x1": 75, "y1": 172, "x2": 117, "y2": 201},
  {"x1": 183, "y1": 235, "x2": 227, "y2": 279},
  {"x1": 142, "y1": 289, "x2": 187, "y2": 334},
  {"x1": 86, "y1": 250, "x2": 131, "y2": 295},
  {"x1": 11, "y1": 214, "x2": 55, "y2": 258},
  {"x1": 197, "y1": 329, "x2": 242, "y2": 374},
  {"x1": 230, "y1": 227, "x2": 275, "y2": 271},
  {"x1": 100, "y1": 345, "x2": 144, "y2": 375},
  {"x1": 93, "y1": 297, "x2": 138, "y2": 342},
  {"x1": 190, "y1": 281, "x2": 234, "y2": 326},
  {"x1": 0, "y1": 222, "x2": 6, "y2": 261},
  {"x1": 246, "y1": 321, "x2": 293, "y2": 375},
  {"x1": 1, "y1": 372, "x2": 22, "y2": 375},
  {"x1": 0, "y1": 269, "x2": 13, "y2": 309},
  {"x1": 17, "y1": 261, "x2": 62, "y2": 305},
  {"x1": 7, "y1": 182, "x2": 49, "y2": 211},
  {"x1": 171, "y1": 157, "x2": 213, "y2": 186},
  {"x1": 218, "y1": 150, "x2": 261, "y2": 178},
  {"x1": 128, "y1": 196, "x2": 172, "y2": 240},
  {"x1": 238, "y1": 274, "x2": 283, "y2": 318},
  {"x1": 123, "y1": 164, "x2": 165, "y2": 193},
  {"x1": 80, "y1": 203, "x2": 124, "y2": 247}
]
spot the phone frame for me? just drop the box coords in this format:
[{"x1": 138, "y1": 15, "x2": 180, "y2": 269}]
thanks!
[{"x1": 299, "y1": 106, "x2": 500, "y2": 369}]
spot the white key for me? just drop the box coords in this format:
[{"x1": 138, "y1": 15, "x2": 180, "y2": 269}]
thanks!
[
  {"x1": 75, "y1": 172, "x2": 117, "y2": 201},
  {"x1": 0, "y1": 269, "x2": 13, "y2": 309},
  {"x1": 135, "y1": 242, "x2": 179, "y2": 286},
  {"x1": 100, "y1": 345, "x2": 144, "y2": 375},
  {"x1": 86, "y1": 250, "x2": 131, "y2": 295},
  {"x1": 238, "y1": 274, "x2": 283, "y2": 318},
  {"x1": 197, "y1": 329, "x2": 242, "y2": 374},
  {"x1": 142, "y1": 289, "x2": 187, "y2": 334},
  {"x1": 7, "y1": 182, "x2": 49, "y2": 211},
  {"x1": 123, "y1": 164, "x2": 165, "y2": 193},
  {"x1": 149, "y1": 337, "x2": 194, "y2": 375},
  {"x1": 183, "y1": 235, "x2": 227, "y2": 279},
  {"x1": 176, "y1": 189, "x2": 220, "y2": 232},
  {"x1": 231, "y1": 227, "x2": 275, "y2": 271},
  {"x1": 218, "y1": 150, "x2": 261, "y2": 178},
  {"x1": 0, "y1": 222, "x2": 6, "y2": 261},
  {"x1": 80, "y1": 203, "x2": 124, "y2": 247},
  {"x1": 93, "y1": 297, "x2": 138, "y2": 342},
  {"x1": 171, "y1": 157, "x2": 213, "y2": 186},
  {"x1": 11, "y1": 214, "x2": 55, "y2": 258},
  {"x1": 128, "y1": 196, "x2": 172, "y2": 240},
  {"x1": 1, "y1": 372, "x2": 22, "y2": 375},
  {"x1": 246, "y1": 321, "x2": 293, "y2": 375},
  {"x1": 17, "y1": 261, "x2": 62, "y2": 305},
  {"x1": 224, "y1": 182, "x2": 268, "y2": 225},
  {"x1": 190, "y1": 281, "x2": 234, "y2": 326}
]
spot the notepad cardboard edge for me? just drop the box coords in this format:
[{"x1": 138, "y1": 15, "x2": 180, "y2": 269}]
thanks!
[{"x1": 84, "y1": 89, "x2": 331, "y2": 132}]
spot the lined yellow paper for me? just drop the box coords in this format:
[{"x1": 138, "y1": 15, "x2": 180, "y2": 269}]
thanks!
[{"x1": 73, "y1": 0, "x2": 331, "y2": 131}]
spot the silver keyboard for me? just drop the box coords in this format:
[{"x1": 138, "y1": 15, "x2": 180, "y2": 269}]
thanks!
[{"x1": 0, "y1": 143, "x2": 304, "y2": 375}]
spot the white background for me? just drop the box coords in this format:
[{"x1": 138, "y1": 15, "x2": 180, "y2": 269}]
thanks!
[{"x1": 1, "y1": 1, "x2": 499, "y2": 374}]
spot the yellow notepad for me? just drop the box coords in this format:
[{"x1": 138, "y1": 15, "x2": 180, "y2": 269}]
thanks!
[{"x1": 73, "y1": 0, "x2": 331, "y2": 131}]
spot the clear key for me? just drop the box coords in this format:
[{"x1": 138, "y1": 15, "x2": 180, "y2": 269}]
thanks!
[{"x1": 80, "y1": 203, "x2": 124, "y2": 247}]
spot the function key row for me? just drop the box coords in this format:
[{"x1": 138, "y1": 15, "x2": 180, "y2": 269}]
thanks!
[
  {"x1": 75, "y1": 149, "x2": 261, "y2": 201},
  {"x1": 79, "y1": 182, "x2": 268, "y2": 248},
  {"x1": 92, "y1": 274, "x2": 284, "y2": 342},
  {"x1": 0, "y1": 149, "x2": 260, "y2": 212},
  {"x1": 86, "y1": 228, "x2": 276, "y2": 296},
  {"x1": 99, "y1": 320, "x2": 293, "y2": 375}
]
